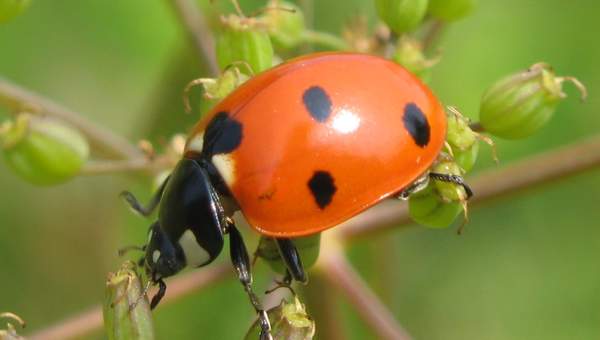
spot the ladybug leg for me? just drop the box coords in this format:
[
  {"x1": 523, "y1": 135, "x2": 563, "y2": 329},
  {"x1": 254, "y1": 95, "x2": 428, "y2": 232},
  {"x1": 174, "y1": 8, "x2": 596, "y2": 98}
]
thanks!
[
  {"x1": 429, "y1": 172, "x2": 473, "y2": 199},
  {"x1": 228, "y1": 223, "x2": 273, "y2": 340},
  {"x1": 275, "y1": 238, "x2": 308, "y2": 284},
  {"x1": 120, "y1": 176, "x2": 170, "y2": 217}
]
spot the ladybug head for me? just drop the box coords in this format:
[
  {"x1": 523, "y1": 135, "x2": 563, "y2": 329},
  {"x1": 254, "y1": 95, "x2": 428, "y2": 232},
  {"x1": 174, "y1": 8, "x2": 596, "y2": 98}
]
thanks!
[{"x1": 144, "y1": 159, "x2": 226, "y2": 283}]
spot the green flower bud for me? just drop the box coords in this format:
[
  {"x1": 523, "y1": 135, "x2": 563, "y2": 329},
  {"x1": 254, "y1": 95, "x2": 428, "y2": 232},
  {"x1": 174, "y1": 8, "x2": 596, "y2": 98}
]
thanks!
[
  {"x1": 392, "y1": 37, "x2": 438, "y2": 82},
  {"x1": 256, "y1": 234, "x2": 321, "y2": 275},
  {"x1": 245, "y1": 297, "x2": 315, "y2": 340},
  {"x1": 103, "y1": 261, "x2": 155, "y2": 340},
  {"x1": 216, "y1": 15, "x2": 274, "y2": 75},
  {"x1": 183, "y1": 66, "x2": 249, "y2": 114},
  {"x1": 0, "y1": 313, "x2": 25, "y2": 340},
  {"x1": 427, "y1": 0, "x2": 477, "y2": 21},
  {"x1": 479, "y1": 63, "x2": 587, "y2": 139},
  {"x1": 445, "y1": 108, "x2": 478, "y2": 172},
  {"x1": 452, "y1": 141, "x2": 479, "y2": 173},
  {"x1": 0, "y1": 114, "x2": 89, "y2": 185},
  {"x1": 0, "y1": 0, "x2": 30, "y2": 23},
  {"x1": 375, "y1": 0, "x2": 429, "y2": 34},
  {"x1": 261, "y1": 0, "x2": 305, "y2": 50},
  {"x1": 409, "y1": 184, "x2": 463, "y2": 228}
]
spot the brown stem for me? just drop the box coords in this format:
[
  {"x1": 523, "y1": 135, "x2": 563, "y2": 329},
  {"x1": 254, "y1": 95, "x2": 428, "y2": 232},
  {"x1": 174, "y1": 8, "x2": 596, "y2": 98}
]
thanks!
[
  {"x1": 28, "y1": 264, "x2": 231, "y2": 340},
  {"x1": 169, "y1": 0, "x2": 220, "y2": 77},
  {"x1": 0, "y1": 77, "x2": 143, "y2": 160},
  {"x1": 317, "y1": 247, "x2": 413, "y2": 340},
  {"x1": 341, "y1": 134, "x2": 600, "y2": 241}
]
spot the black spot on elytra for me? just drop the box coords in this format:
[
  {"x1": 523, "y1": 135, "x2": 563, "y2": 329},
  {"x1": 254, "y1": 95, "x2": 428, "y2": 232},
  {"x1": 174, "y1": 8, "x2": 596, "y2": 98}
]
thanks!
[
  {"x1": 303, "y1": 86, "x2": 332, "y2": 122},
  {"x1": 307, "y1": 171, "x2": 337, "y2": 209},
  {"x1": 203, "y1": 111, "x2": 243, "y2": 155},
  {"x1": 403, "y1": 103, "x2": 430, "y2": 148}
]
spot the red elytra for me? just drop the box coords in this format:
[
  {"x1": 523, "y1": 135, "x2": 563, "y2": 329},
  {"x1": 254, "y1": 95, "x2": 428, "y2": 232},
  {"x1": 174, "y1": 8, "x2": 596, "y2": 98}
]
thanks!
[{"x1": 185, "y1": 53, "x2": 446, "y2": 237}]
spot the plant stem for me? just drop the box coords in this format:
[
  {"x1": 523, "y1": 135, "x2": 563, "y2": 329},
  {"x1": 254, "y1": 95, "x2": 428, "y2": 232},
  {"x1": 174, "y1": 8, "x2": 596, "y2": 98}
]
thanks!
[
  {"x1": 317, "y1": 245, "x2": 413, "y2": 340},
  {"x1": 28, "y1": 264, "x2": 231, "y2": 340},
  {"x1": 341, "y1": 134, "x2": 600, "y2": 241},
  {"x1": 0, "y1": 77, "x2": 143, "y2": 160},
  {"x1": 421, "y1": 19, "x2": 445, "y2": 52},
  {"x1": 169, "y1": 0, "x2": 220, "y2": 76},
  {"x1": 301, "y1": 30, "x2": 350, "y2": 50},
  {"x1": 80, "y1": 155, "x2": 177, "y2": 176}
]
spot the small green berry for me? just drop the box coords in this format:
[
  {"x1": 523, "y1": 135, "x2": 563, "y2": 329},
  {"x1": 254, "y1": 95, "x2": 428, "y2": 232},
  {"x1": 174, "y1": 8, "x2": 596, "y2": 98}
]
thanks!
[
  {"x1": 256, "y1": 234, "x2": 321, "y2": 275},
  {"x1": 479, "y1": 63, "x2": 587, "y2": 139},
  {"x1": 245, "y1": 297, "x2": 315, "y2": 340},
  {"x1": 261, "y1": 0, "x2": 305, "y2": 50},
  {"x1": 428, "y1": 0, "x2": 477, "y2": 21},
  {"x1": 216, "y1": 15, "x2": 274, "y2": 75},
  {"x1": 1, "y1": 114, "x2": 89, "y2": 185},
  {"x1": 375, "y1": 0, "x2": 429, "y2": 34},
  {"x1": 452, "y1": 141, "x2": 479, "y2": 173},
  {"x1": 408, "y1": 185, "x2": 463, "y2": 228},
  {"x1": 0, "y1": 0, "x2": 30, "y2": 23},
  {"x1": 103, "y1": 261, "x2": 155, "y2": 340}
]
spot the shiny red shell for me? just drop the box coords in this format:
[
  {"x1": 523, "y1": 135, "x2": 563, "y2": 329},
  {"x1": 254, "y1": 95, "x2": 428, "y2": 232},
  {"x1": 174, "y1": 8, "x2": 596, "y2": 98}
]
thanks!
[{"x1": 185, "y1": 53, "x2": 446, "y2": 237}]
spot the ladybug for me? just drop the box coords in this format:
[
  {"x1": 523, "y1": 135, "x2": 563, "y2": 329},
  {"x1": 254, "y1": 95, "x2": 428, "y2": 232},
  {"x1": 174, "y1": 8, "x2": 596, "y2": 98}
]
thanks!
[{"x1": 122, "y1": 52, "x2": 471, "y2": 338}]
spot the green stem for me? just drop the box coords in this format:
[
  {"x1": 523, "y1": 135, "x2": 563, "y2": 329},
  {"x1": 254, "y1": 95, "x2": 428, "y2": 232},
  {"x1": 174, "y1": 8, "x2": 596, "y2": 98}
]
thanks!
[{"x1": 301, "y1": 30, "x2": 350, "y2": 50}]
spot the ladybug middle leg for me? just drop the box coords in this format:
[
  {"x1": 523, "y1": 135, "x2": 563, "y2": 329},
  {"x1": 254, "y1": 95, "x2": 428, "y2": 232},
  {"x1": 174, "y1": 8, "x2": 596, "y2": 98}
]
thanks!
[
  {"x1": 120, "y1": 176, "x2": 170, "y2": 217},
  {"x1": 275, "y1": 238, "x2": 308, "y2": 284},
  {"x1": 228, "y1": 220, "x2": 273, "y2": 340},
  {"x1": 429, "y1": 172, "x2": 473, "y2": 199}
]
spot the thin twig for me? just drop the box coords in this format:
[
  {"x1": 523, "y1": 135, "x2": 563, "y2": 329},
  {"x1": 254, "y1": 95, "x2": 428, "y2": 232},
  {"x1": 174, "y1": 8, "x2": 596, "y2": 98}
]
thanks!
[
  {"x1": 341, "y1": 134, "x2": 600, "y2": 241},
  {"x1": 317, "y1": 245, "x2": 413, "y2": 340},
  {"x1": 169, "y1": 0, "x2": 220, "y2": 76},
  {"x1": 80, "y1": 155, "x2": 177, "y2": 176},
  {"x1": 29, "y1": 264, "x2": 231, "y2": 340},
  {"x1": 422, "y1": 19, "x2": 445, "y2": 52},
  {"x1": 0, "y1": 77, "x2": 143, "y2": 160}
]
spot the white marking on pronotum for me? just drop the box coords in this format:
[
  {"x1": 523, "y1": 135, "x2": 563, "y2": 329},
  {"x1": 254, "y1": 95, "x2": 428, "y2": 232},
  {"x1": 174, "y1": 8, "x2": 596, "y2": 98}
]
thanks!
[
  {"x1": 178, "y1": 229, "x2": 210, "y2": 267},
  {"x1": 186, "y1": 132, "x2": 205, "y2": 154},
  {"x1": 212, "y1": 154, "x2": 236, "y2": 186},
  {"x1": 152, "y1": 250, "x2": 161, "y2": 264}
]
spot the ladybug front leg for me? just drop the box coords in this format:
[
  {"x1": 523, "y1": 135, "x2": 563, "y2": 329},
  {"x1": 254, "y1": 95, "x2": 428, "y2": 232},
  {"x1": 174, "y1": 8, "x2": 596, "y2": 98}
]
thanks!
[
  {"x1": 120, "y1": 175, "x2": 170, "y2": 217},
  {"x1": 228, "y1": 222, "x2": 273, "y2": 340}
]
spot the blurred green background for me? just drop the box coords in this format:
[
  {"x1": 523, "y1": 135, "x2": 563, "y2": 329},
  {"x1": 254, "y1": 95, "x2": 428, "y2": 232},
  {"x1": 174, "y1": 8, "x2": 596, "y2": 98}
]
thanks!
[{"x1": 1, "y1": 0, "x2": 599, "y2": 339}]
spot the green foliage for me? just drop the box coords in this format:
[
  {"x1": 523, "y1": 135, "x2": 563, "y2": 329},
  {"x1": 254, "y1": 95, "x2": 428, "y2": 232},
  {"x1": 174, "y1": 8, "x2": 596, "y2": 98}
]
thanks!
[
  {"x1": 0, "y1": 0, "x2": 29, "y2": 23},
  {"x1": 427, "y1": 0, "x2": 477, "y2": 21},
  {"x1": 0, "y1": 1, "x2": 597, "y2": 340}
]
